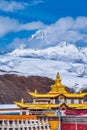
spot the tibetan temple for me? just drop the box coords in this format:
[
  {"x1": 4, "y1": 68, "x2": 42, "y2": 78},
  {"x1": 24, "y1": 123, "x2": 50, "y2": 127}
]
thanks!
[
  {"x1": 15, "y1": 72, "x2": 87, "y2": 110},
  {"x1": 1, "y1": 73, "x2": 87, "y2": 130}
]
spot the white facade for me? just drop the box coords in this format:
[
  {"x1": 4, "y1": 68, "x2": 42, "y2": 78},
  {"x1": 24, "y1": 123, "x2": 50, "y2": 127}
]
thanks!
[
  {"x1": 66, "y1": 99, "x2": 71, "y2": 104},
  {"x1": 65, "y1": 98, "x2": 83, "y2": 104},
  {"x1": 0, "y1": 119, "x2": 50, "y2": 130}
]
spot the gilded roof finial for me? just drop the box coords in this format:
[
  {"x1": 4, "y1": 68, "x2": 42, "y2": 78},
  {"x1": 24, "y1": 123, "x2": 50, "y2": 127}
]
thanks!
[
  {"x1": 56, "y1": 72, "x2": 60, "y2": 79},
  {"x1": 21, "y1": 98, "x2": 24, "y2": 103},
  {"x1": 35, "y1": 89, "x2": 37, "y2": 94},
  {"x1": 55, "y1": 72, "x2": 62, "y2": 85},
  {"x1": 80, "y1": 89, "x2": 82, "y2": 93}
]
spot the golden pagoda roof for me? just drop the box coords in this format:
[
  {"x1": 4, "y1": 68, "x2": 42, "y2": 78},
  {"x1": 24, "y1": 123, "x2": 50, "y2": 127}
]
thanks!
[
  {"x1": 14, "y1": 101, "x2": 87, "y2": 110},
  {"x1": 64, "y1": 93, "x2": 87, "y2": 98},
  {"x1": 29, "y1": 92, "x2": 87, "y2": 98},
  {"x1": 67, "y1": 103, "x2": 87, "y2": 109},
  {"x1": 14, "y1": 101, "x2": 59, "y2": 109},
  {"x1": 29, "y1": 72, "x2": 68, "y2": 98},
  {"x1": 29, "y1": 92, "x2": 60, "y2": 98}
]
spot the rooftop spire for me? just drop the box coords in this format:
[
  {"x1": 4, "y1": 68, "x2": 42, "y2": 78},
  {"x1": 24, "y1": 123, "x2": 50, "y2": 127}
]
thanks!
[
  {"x1": 55, "y1": 72, "x2": 62, "y2": 86},
  {"x1": 35, "y1": 89, "x2": 37, "y2": 94},
  {"x1": 49, "y1": 72, "x2": 67, "y2": 93}
]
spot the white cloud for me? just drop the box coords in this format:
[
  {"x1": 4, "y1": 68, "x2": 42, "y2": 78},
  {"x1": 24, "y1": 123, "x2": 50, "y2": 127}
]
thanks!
[
  {"x1": 19, "y1": 21, "x2": 46, "y2": 31},
  {"x1": 0, "y1": 16, "x2": 46, "y2": 37},
  {"x1": 0, "y1": 0, "x2": 44, "y2": 12},
  {"x1": 1, "y1": 16, "x2": 87, "y2": 47},
  {"x1": 7, "y1": 16, "x2": 87, "y2": 50},
  {"x1": 32, "y1": 16, "x2": 87, "y2": 44},
  {"x1": 0, "y1": 0, "x2": 27, "y2": 12},
  {"x1": 0, "y1": 16, "x2": 19, "y2": 36}
]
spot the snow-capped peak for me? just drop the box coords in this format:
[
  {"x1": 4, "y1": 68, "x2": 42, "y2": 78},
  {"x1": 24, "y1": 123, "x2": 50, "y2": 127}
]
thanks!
[
  {"x1": 10, "y1": 42, "x2": 87, "y2": 63},
  {"x1": 29, "y1": 30, "x2": 48, "y2": 41}
]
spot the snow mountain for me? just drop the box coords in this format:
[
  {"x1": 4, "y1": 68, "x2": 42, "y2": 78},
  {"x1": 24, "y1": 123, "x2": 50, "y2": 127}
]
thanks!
[
  {"x1": 11, "y1": 41, "x2": 87, "y2": 63},
  {"x1": 0, "y1": 42, "x2": 87, "y2": 91}
]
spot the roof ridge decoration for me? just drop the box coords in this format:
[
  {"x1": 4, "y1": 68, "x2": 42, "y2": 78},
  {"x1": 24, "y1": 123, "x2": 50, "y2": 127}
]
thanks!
[{"x1": 55, "y1": 72, "x2": 62, "y2": 86}]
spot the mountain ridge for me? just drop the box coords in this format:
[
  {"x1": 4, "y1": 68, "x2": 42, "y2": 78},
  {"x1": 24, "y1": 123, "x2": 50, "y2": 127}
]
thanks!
[{"x1": 10, "y1": 42, "x2": 87, "y2": 63}]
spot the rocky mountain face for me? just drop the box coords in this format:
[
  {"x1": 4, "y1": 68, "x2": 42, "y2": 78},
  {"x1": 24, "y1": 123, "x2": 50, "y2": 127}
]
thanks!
[{"x1": 0, "y1": 74, "x2": 54, "y2": 104}]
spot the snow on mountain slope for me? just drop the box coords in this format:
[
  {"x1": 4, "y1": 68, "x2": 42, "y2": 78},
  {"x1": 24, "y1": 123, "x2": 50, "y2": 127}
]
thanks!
[
  {"x1": 10, "y1": 42, "x2": 87, "y2": 63},
  {"x1": 0, "y1": 42, "x2": 87, "y2": 91},
  {"x1": 0, "y1": 55, "x2": 86, "y2": 91},
  {"x1": 27, "y1": 30, "x2": 50, "y2": 49}
]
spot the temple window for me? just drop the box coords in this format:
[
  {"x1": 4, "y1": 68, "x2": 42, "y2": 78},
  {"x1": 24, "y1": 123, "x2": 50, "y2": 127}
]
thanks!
[
  {"x1": 0, "y1": 121, "x2": 2, "y2": 125},
  {"x1": 67, "y1": 99, "x2": 71, "y2": 104},
  {"x1": 9, "y1": 120, "x2": 13, "y2": 125},
  {"x1": 71, "y1": 99, "x2": 74, "y2": 104},
  {"x1": 22, "y1": 111, "x2": 26, "y2": 115},
  {"x1": 19, "y1": 120, "x2": 21, "y2": 124},
  {"x1": 55, "y1": 98, "x2": 60, "y2": 104},
  {"x1": 28, "y1": 121, "x2": 30, "y2": 123},
  {"x1": 79, "y1": 99, "x2": 82, "y2": 104},
  {"x1": 15, "y1": 120, "x2": 17, "y2": 124},
  {"x1": 74, "y1": 99, "x2": 79, "y2": 104},
  {"x1": 4, "y1": 120, "x2": 7, "y2": 125},
  {"x1": 65, "y1": 99, "x2": 67, "y2": 103},
  {"x1": 23, "y1": 120, "x2": 25, "y2": 124}
]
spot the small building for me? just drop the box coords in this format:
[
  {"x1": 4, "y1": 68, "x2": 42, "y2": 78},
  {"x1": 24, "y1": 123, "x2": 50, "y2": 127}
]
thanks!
[{"x1": 15, "y1": 72, "x2": 87, "y2": 110}]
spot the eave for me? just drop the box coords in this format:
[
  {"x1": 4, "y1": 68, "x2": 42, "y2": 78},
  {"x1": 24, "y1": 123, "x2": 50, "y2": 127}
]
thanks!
[
  {"x1": 29, "y1": 92, "x2": 87, "y2": 99},
  {"x1": 29, "y1": 92, "x2": 60, "y2": 98},
  {"x1": 14, "y1": 101, "x2": 59, "y2": 109}
]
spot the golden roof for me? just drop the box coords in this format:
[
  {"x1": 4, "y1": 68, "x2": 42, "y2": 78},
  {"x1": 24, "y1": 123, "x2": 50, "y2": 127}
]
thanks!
[
  {"x1": 29, "y1": 92, "x2": 60, "y2": 98},
  {"x1": 29, "y1": 72, "x2": 68, "y2": 98},
  {"x1": 14, "y1": 101, "x2": 87, "y2": 110},
  {"x1": 64, "y1": 93, "x2": 87, "y2": 98},
  {"x1": 14, "y1": 101, "x2": 59, "y2": 109},
  {"x1": 29, "y1": 92, "x2": 87, "y2": 98},
  {"x1": 67, "y1": 103, "x2": 87, "y2": 109}
]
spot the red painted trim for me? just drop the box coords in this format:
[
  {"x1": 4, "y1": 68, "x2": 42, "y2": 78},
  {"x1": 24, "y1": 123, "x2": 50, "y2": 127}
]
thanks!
[{"x1": 61, "y1": 123, "x2": 87, "y2": 130}]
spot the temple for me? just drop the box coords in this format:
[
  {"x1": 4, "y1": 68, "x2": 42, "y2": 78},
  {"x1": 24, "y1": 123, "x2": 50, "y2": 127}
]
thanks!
[{"x1": 15, "y1": 72, "x2": 87, "y2": 110}]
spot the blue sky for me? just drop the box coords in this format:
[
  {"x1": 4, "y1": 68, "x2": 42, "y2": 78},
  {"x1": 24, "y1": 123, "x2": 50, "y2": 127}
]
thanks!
[{"x1": 0, "y1": 0, "x2": 87, "y2": 50}]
